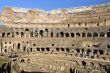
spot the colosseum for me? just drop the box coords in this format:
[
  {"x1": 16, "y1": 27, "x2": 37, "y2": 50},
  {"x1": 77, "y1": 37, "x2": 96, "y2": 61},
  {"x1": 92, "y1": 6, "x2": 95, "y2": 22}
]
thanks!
[{"x1": 0, "y1": 3, "x2": 110, "y2": 73}]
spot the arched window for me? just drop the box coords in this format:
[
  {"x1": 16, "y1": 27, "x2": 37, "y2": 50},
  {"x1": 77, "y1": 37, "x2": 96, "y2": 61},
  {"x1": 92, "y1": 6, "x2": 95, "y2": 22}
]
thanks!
[
  {"x1": 41, "y1": 48, "x2": 45, "y2": 52},
  {"x1": 39, "y1": 30, "x2": 43, "y2": 37},
  {"x1": 37, "y1": 48, "x2": 40, "y2": 51},
  {"x1": 2, "y1": 33, "x2": 5, "y2": 37},
  {"x1": 107, "y1": 32, "x2": 110, "y2": 37},
  {"x1": 61, "y1": 48, "x2": 64, "y2": 51},
  {"x1": 46, "y1": 48, "x2": 50, "y2": 51},
  {"x1": 87, "y1": 32, "x2": 92, "y2": 37},
  {"x1": 93, "y1": 32, "x2": 98, "y2": 37},
  {"x1": 71, "y1": 33, "x2": 74, "y2": 37},
  {"x1": 76, "y1": 33, "x2": 80, "y2": 37},
  {"x1": 7, "y1": 32, "x2": 10, "y2": 36},
  {"x1": 56, "y1": 48, "x2": 59, "y2": 51},
  {"x1": 65, "y1": 33, "x2": 69, "y2": 37},
  {"x1": 100, "y1": 32, "x2": 105, "y2": 37},
  {"x1": 25, "y1": 28, "x2": 29, "y2": 31},
  {"x1": 21, "y1": 32, "x2": 24, "y2": 37},
  {"x1": 82, "y1": 33, "x2": 86, "y2": 37},
  {"x1": 60, "y1": 32, "x2": 64, "y2": 37}
]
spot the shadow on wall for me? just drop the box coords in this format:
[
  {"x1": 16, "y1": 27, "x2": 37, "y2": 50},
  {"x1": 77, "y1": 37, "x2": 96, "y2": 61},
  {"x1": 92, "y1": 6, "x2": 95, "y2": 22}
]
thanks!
[{"x1": 21, "y1": 70, "x2": 47, "y2": 73}]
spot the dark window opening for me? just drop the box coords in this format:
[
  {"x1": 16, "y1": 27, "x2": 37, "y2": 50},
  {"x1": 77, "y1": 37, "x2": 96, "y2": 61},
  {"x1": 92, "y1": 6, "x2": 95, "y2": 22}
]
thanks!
[
  {"x1": 99, "y1": 50, "x2": 103, "y2": 55},
  {"x1": 7, "y1": 33, "x2": 10, "y2": 36},
  {"x1": 61, "y1": 48, "x2": 64, "y2": 51},
  {"x1": 41, "y1": 48, "x2": 45, "y2": 51},
  {"x1": 76, "y1": 49, "x2": 80, "y2": 52},
  {"x1": 68, "y1": 24, "x2": 70, "y2": 27},
  {"x1": 17, "y1": 43, "x2": 20, "y2": 50},
  {"x1": 16, "y1": 32, "x2": 19, "y2": 35},
  {"x1": 51, "y1": 32, "x2": 53, "y2": 37},
  {"x1": 37, "y1": 48, "x2": 40, "y2": 51},
  {"x1": 100, "y1": 32, "x2": 105, "y2": 37},
  {"x1": 82, "y1": 33, "x2": 86, "y2": 37},
  {"x1": 33, "y1": 44, "x2": 36, "y2": 46},
  {"x1": 107, "y1": 32, "x2": 110, "y2": 37},
  {"x1": 82, "y1": 61, "x2": 86, "y2": 66},
  {"x1": 39, "y1": 30, "x2": 43, "y2": 37},
  {"x1": 76, "y1": 33, "x2": 80, "y2": 37},
  {"x1": 21, "y1": 59, "x2": 25, "y2": 62},
  {"x1": 107, "y1": 45, "x2": 110, "y2": 48},
  {"x1": 71, "y1": 33, "x2": 74, "y2": 37},
  {"x1": 56, "y1": 48, "x2": 59, "y2": 51},
  {"x1": 52, "y1": 44, "x2": 54, "y2": 46},
  {"x1": 66, "y1": 48, "x2": 70, "y2": 52},
  {"x1": 21, "y1": 32, "x2": 24, "y2": 37},
  {"x1": 4, "y1": 49, "x2": 7, "y2": 52},
  {"x1": 60, "y1": 32, "x2": 64, "y2": 37},
  {"x1": 65, "y1": 33, "x2": 69, "y2": 37},
  {"x1": 94, "y1": 49, "x2": 98, "y2": 54},
  {"x1": 25, "y1": 28, "x2": 29, "y2": 31},
  {"x1": 2, "y1": 33, "x2": 5, "y2": 37},
  {"x1": 93, "y1": 32, "x2": 98, "y2": 37},
  {"x1": 46, "y1": 48, "x2": 50, "y2": 51},
  {"x1": 30, "y1": 48, "x2": 32, "y2": 52},
  {"x1": 97, "y1": 22, "x2": 99, "y2": 26},
  {"x1": 87, "y1": 33, "x2": 92, "y2": 37}
]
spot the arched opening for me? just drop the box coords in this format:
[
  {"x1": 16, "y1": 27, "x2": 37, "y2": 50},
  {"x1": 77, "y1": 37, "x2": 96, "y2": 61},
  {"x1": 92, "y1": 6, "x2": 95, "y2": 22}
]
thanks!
[
  {"x1": 82, "y1": 61, "x2": 86, "y2": 66},
  {"x1": 71, "y1": 33, "x2": 74, "y2": 37},
  {"x1": 7, "y1": 33, "x2": 10, "y2": 36},
  {"x1": 87, "y1": 49, "x2": 91, "y2": 56},
  {"x1": 39, "y1": 30, "x2": 43, "y2": 37},
  {"x1": 23, "y1": 46, "x2": 26, "y2": 52},
  {"x1": 66, "y1": 48, "x2": 70, "y2": 52},
  {"x1": 21, "y1": 32, "x2": 24, "y2": 37},
  {"x1": 76, "y1": 48, "x2": 80, "y2": 53},
  {"x1": 100, "y1": 32, "x2": 105, "y2": 37},
  {"x1": 46, "y1": 48, "x2": 50, "y2": 51},
  {"x1": 2, "y1": 33, "x2": 5, "y2": 37},
  {"x1": 87, "y1": 32, "x2": 92, "y2": 37},
  {"x1": 76, "y1": 33, "x2": 80, "y2": 37},
  {"x1": 93, "y1": 49, "x2": 98, "y2": 54},
  {"x1": 56, "y1": 48, "x2": 59, "y2": 51},
  {"x1": 61, "y1": 48, "x2": 64, "y2": 51},
  {"x1": 30, "y1": 48, "x2": 32, "y2": 52},
  {"x1": 107, "y1": 32, "x2": 110, "y2": 37},
  {"x1": 21, "y1": 59, "x2": 25, "y2": 63},
  {"x1": 25, "y1": 28, "x2": 29, "y2": 31},
  {"x1": 82, "y1": 33, "x2": 86, "y2": 37},
  {"x1": 41, "y1": 48, "x2": 45, "y2": 52},
  {"x1": 51, "y1": 32, "x2": 53, "y2": 37},
  {"x1": 37, "y1": 48, "x2": 40, "y2": 51},
  {"x1": 17, "y1": 43, "x2": 20, "y2": 50},
  {"x1": 60, "y1": 32, "x2": 64, "y2": 37},
  {"x1": 93, "y1": 32, "x2": 98, "y2": 37},
  {"x1": 99, "y1": 50, "x2": 103, "y2": 55},
  {"x1": 4, "y1": 49, "x2": 7, "y2": 52},
  {"x1": 65, "y1": 33, "x2": 69, "y2": 37}
]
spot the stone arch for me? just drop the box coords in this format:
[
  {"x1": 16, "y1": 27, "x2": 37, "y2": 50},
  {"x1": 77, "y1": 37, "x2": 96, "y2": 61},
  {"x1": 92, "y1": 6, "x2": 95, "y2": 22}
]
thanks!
[
  {"x1": 82, "y1": 61, "x2": 86, "y2": 66},
  {"x1": 82, "y1": 33, "x2": 86, "y2": 37},
  {"x1": 2, "y1": 33, "x2": 5, "y2": 37},
  {"x1": 25, "y1": 28, "x2": 29, "y2": 31},
  {"x1": 87, "y1": 32, "x2": 92, "y2": 37},
  {"x1": 107, "y1": 32, "x2": 110, "y2": 37},
  {"x1": 93, "y1": 32, "x2": 98, "y2": 37},
  {"x1": 60, "y1": 32, "x2": 64, "y2": 37},
  {"x1": 7, "y1": 32, "x2": 11, "y2": 37},
  {"x1": 39, "y1": 30, "x2": 43, "y2": 37},
  {"x1": 17, "y1": 43, "x2": 20, "y2": 50},
  {"x1": 56, "y1": 48, "x2": 59, "y2": 51},
  {"x1": 66, "y1": 48, "x2": 70, "y2": 52},
  {"x1": 71, "y1": 33, "x2": 74, "y2": 37},
  {"x1": 21, "y1": 59, "x2": 25, "y2": 63},
  {"x1": 100, "y1": 32, "x2": 105, "y2": 37},
  {"x1": 46, "y1": 48, "x2": 50, "y2": 51},
  {"x1": 41, "y1": 48, "x2": 45, "y2": 52},
  {"x1": 36, "y1": 48, "x2": 40, "y2": 51},
  {"x1": 76, "y1": 33, "x2": 80, "y2": 37},
  {"x1": 21, "y1": 32, "x2": 24, "y2": 37},
  {"x1": 61, "y1": 48, "x2": 64, "y2": 51},
  {"x1": 65, "y1": 33, "x2": 69, "y2": 37}
]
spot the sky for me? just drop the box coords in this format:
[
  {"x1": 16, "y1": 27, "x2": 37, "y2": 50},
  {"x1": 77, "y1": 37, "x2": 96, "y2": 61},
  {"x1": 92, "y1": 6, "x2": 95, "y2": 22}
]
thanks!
[{"x1": 0, "y1": 0, "x2": 110, "y2": 12}]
